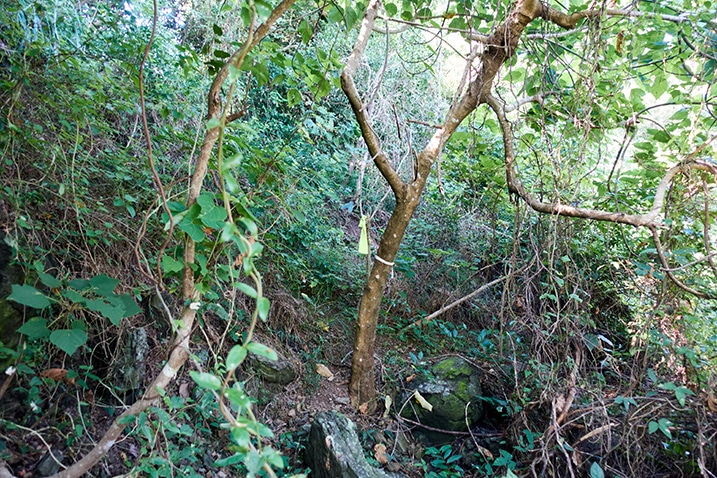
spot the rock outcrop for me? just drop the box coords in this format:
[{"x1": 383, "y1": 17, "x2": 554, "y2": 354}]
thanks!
[{"x1": 306, "y1": 411, "x2": 402, "y2": 478}]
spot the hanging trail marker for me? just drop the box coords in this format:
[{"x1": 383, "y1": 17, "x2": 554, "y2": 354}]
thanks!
[{"x1": 358, "y1": 215, "x2": 369, "y2": 254}]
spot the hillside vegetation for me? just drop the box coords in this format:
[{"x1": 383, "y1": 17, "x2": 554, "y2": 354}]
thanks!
[{"x1": 1, "y1": 0, "x2": 716, "y2": 477}]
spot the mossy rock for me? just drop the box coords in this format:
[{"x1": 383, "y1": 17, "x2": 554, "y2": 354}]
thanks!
[{"x1": 401, "y1": 357, "x2": 483, "y2": 442}]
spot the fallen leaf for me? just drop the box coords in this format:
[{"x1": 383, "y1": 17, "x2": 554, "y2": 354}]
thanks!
[
  {"x1": 413, "y1": 390, "x2": 433, "y2": 411},
  {"x1": 316, "y1": 363, "x2": 334, "y2": 381},
  {"x1": 40, "y1": 368, "x2": 75, "y2": 385},
  {"x1": 373, "y1": 443, "x2": 389, "y2": 465},
  {"x1": 476, "y1": 444, "x2": 494, "y2": 460},
  {"x1": 358, "y1": 402, "x2": 369, "y2": 414},
  {"x1": 708, "y1": 392, "x2": 717, "y2": 413},
  {"x1": 405, "y1": 373, "x2": 417, "y2": 383},
  {"x1": 383, "y1": 395, "x2": 392, "y2": 418},
  {"x1": 179, "y1": 382, "x2": 190, "y2": 399}
]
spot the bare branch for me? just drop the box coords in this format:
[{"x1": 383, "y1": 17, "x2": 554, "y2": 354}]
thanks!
[
  {"x1": 341, "y1": 0, "x2": 405, "y2": 197},
  {"x1": 541, "y1": 5, "x2": 690, "y2": 30},
  {"x1": 651, "y1": 226, "x2": 716, "y2": 299}
]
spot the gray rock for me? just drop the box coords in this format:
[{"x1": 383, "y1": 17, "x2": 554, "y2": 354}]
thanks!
[
  {"x1": 35, "y1": 450, "x2": 63, "y2": 477},
  {"x1": 401, "y1": 357, "x2": 483, "y2": 445},
  {"x1": 306, "y1": 411, "x2": 402, "y2": 478},
  {"x1": 248, "y1": 348, "x2": 297, "y2": 385}
]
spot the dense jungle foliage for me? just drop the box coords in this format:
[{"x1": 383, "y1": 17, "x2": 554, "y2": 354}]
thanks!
[{"x1": 0, "y1": 0, "x2": 716, "y2": 477}]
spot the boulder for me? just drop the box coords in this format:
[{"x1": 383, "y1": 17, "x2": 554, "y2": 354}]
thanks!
[
  {"x1": 401, "y1": 356, "x2": 483, "y2": 444},
  {"x1": 306, "y1": 411, "x2": 402, "y2": 478},
  {"x1": 248, "y1": 348, "x2": 296, "y2": 385}
]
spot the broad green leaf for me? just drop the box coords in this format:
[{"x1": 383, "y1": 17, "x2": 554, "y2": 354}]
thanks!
[
  {"x1": 226, "y1": 345, "x2": 248, "y2": 371},
  {"x1": 8, "y1": 284, "x2": 52, "y2": 309},
  {"x1": 161, "y1": 255, "x2": 184, "y2": 273},
  {"x1": 86, "y1": 298, "x2": 125, "y2": 325},
  {"x1": 287, "y1": 88, "x2": 302, "y2": 107},
  {"x1": 298, "y1": 18, "x2": 312, "y2": 43},
  {"x1": 119, "y1": 294, "x2": 141, "y2": 318},
  {"x1": 17, "y1": 317, "x2": 50, "y2": 340},
  {"x1": 385, "y1": 2, "x2": 398, "y2": 16},
  {"x1": 658, "y1": 418, "x2": 672, "y2": 438},
  {"x1": 235, "y1": 282, "x2": 258, "y2": 298},
  {"x1": 590, "y1": 462, "x2": 605, "y2": 478},
  {"x1": 229, "y1": 426, "x2": 251, "y2": 449},
  {"x1": 674, "y1": 386, "x2": 695, "y2": 406},
  {"x1": 90, "y1": 274, "x2": 120, "y2": 296},
  {"x1": 648, "y1": 421, "x2": 659, "y2": 434},
  {"x1": 37, "y1": 272, "x2": 62, "y2": 288},
  {"x1": 62, "y1": 288, "x2": 86, "y2": 304},
  {"x1": 189, "y1": 371, "x2": 222, "y2": 391},
  {"x1": 225, "y1": 384, "x2": 252, "y2": 409},
  {"x1": 246, "y1": 342, "x2": 277, "y2": 361},
  {"x1": 68, "y1": 278, "x2": 90, "y2": 290},
  {"x1": 257, "y1": 296, "x2": 270, "y2": 321},
  {"x1": 197, "y1": 193, "x2": 228, "y2": 229},
  {"x1": 50, "y1": 329, "x2": 87, "y2": 355},
  {"x1": 214, "y1": 454, "x2": 244, "y2": 467}
]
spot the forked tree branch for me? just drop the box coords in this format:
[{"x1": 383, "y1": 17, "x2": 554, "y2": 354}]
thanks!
[
  {"x1": 486, "y1": 92, "x2": 717, "y2": 298},
  {"x1": 341, "y1": 0, "x2": 405, "y2": 198}
]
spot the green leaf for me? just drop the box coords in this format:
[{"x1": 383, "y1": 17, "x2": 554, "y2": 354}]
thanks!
[
  {"x1": 298, "y1": 19, "x2": 312, "y2": 43},
  {"x1": 287, "y1": 88, "x2": 302, "y2": 107},
  {"x1": 246, "y1": 342, "x2": 277, "y2": 361},
  {"x1": 658, "y1": 418, "x2": 672, "y2": 438},
  {"x1": 214, "y1": 454, "x2": 244, "y2": 467},
  {"x1": 197, "y1": 193, "x2": 228, "y2": 229},
  {"x1": 68, "y1": 278, "x2": 90, "y2": 290},
  {"x1": 229, "y1": 426, "x2": 250, "y2": 449},
  {"x1": 90, "y1": 274, "x2": 120, "y2": 296},
  {"x1": 225, "y1": 384, "x2": 252, "y2": 409},
  {"x1": 648, "y1": 421, "x2": 659, "y2": 434},
  {"x1": 257, "y1": 296, "x2": 270, "y2": 321},
  {"x1": 235, "y1": 282, "x2": 258, "y2": 299},
  {"x1": 37, "y1": 272, "x2": 62, "y2": 289},
  {"x1": 385, "y1": 2, "x2": 398, "y2": 16},
  {"x1": 226, "y1": 345, "x2": 248, "y2": 371},
  {"x1": 50, "y1": 329, "x2": 87, "y2": 355},
  {"x1": 161, "y1": 255, "x2": 184, "y2": 273},
  {"x1": 189, "y1": 371, "x2": 222, "y2": 391},
  {"x1": 86, "y1": 298, "x2": 126, "y2": 325},
  {"x1": 8, "y1": 284, "x2": 52, "y2": 309},
  {"x1": 17, "y1": 318, "x2": 50, "y2": 340},
  {"x1": 674, "y1": 386, "x2": 695, "y2": 407},
  {"x1": 119, "y1": 294, "x2": 141, "y2": 318},
  {"x1": 590, "y1": 462, "x2": 605, "y2": 478},
  {"x1": 62, "y1": 288, "x2": 86, "y2": 305}
]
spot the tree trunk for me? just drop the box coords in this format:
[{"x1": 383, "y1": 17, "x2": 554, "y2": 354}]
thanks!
[{"x1": 350, "y1": 190, "x2": 421, "y2": 408}]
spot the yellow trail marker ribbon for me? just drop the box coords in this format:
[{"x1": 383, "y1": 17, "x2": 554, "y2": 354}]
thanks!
[{"x1": 358, "y1": 215, "x2": 369, "y2": 255}]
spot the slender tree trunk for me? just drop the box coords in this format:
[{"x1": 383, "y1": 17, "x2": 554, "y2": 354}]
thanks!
[{"x1": 350, "y1": 191, "x2": 422, "y2": 407}]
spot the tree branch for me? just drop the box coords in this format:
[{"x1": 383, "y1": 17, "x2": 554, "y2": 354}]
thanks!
[
  {"x1": 486, "y1": 93, "x2": 717, "y2": 228},
  {"x1": 541, "y1": 5, "x2": 690, "y2": 30},
  {"x1": 651, "y1": 226, "x2": 716, "y2": 299},
  {"x1": 341, "y1": 0, "x2": 405, "y2": 197}
]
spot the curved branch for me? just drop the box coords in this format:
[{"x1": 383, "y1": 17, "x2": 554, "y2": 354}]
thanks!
[
  {"x1": 340, "y1": 0, "x2": 405, "y2": 197},
  {"x1": 651, "y1": 226, "x2": 716, "y2": 299},
  {"x1": 486, "y1": 93, "x2": 716, "y2": 228},
  {"x1": 541, "y1": 5, "x2": 690, "y2": 30},
  {"x1": 487, "y1": 92, "x2": 717, "y2": 298}
]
